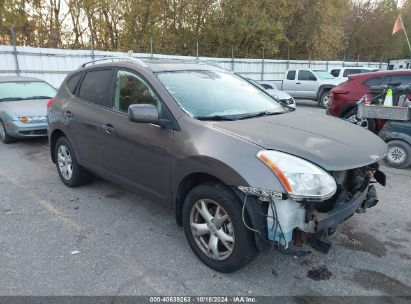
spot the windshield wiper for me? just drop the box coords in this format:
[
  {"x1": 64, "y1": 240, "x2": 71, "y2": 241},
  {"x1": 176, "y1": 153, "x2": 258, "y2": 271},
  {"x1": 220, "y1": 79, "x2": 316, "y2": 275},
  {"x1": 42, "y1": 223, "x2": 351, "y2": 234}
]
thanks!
[
  {"x1": 238, "y1": 111, "x2": 284, "y2": 120},
  {"x1": 24, "y1": 96, "x2": 53, "y2": 100},
  {"x1": 195, "y1": 115, "x2": 237, "y2": 121},
  {"x1": 0, "y1": 97, "x2": 24, "y2": 101}
]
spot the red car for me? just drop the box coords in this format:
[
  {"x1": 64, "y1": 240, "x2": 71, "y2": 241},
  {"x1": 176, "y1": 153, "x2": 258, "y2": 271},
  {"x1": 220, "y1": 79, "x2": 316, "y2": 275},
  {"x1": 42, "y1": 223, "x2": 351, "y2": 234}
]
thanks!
[{"x1": 328, "y1": 70, "x2": 411, "y2": 131}]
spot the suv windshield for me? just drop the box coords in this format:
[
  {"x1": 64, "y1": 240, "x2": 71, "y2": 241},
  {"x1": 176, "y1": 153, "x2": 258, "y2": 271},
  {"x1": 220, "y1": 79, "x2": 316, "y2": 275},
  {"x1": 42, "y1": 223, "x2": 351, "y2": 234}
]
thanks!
[
  {"x1": 157, "y1": 70, "x2": 284, "y2": 119},
  {"x1": 0, "y1": 81, "x2": 56, "y2": 101},
  {"x1": 312, "y1": 70, "x2": 335, "y2": 80}
]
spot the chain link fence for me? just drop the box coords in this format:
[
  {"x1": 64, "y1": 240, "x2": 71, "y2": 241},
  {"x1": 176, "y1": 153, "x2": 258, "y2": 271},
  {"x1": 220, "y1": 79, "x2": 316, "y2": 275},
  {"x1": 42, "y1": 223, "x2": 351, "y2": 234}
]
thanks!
[{"x1": 0, "y1": 44, "x2": 386, "y2": 88}]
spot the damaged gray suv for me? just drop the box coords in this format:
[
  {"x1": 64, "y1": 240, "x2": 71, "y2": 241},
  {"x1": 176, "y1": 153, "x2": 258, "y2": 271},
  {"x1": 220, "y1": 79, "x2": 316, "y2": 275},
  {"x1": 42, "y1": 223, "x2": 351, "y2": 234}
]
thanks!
[{"x1": 48, "y1": 58, "x2": 387, "y2": 272}]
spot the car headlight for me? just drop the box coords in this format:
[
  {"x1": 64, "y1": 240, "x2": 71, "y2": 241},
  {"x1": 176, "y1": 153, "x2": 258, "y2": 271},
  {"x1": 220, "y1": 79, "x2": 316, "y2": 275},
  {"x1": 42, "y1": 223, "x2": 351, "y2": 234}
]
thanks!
[
  {"x1": 19, "y1": 116, "x2": 47, "y2": 123},
  {"x1": 257, "y1": 150, "x2": 337, "y2": 201}
]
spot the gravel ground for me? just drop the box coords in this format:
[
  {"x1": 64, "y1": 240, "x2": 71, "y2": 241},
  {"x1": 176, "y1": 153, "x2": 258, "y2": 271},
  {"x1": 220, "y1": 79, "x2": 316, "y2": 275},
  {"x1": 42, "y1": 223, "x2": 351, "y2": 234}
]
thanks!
[{"x1": 0, "y1": 100, "x2": 410, "y2": 296}]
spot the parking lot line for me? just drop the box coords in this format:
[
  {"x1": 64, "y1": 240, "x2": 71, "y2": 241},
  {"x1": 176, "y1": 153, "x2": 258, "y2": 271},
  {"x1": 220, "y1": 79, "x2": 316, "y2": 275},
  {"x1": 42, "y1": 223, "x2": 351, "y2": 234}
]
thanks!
[{"x1": 0, "y1": 168, "x2": 82, "y2": 232}]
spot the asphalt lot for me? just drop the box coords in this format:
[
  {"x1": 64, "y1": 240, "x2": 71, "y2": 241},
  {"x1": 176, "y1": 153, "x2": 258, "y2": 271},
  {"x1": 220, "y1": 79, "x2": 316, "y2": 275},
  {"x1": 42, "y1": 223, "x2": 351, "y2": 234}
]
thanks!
[{"x1": 1, "y1": 99, "x2": 410, "y2": 296}]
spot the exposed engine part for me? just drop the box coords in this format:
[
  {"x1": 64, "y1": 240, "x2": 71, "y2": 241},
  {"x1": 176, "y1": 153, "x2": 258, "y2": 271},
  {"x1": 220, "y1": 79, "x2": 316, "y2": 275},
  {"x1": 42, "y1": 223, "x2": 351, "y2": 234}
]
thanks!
[
  {"x1": 236, "y1": 163, "x2": 384, "y2": 255},
  {"x1": 267, "y1": 199, "x2": 306, "y2": 249},
  {"x1": 361, "y1": 185, "x2": 379, "y2": 209}
]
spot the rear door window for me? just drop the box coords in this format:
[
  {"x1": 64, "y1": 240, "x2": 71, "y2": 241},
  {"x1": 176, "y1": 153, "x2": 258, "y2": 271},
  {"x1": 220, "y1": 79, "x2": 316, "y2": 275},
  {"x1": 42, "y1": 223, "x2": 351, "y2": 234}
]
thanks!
[
  {"x1": 286, "y1": 70, "x2": 296, "y2": 80},
  {"x1": 364, "y1": 77, "x2": 382, "y2": 87},
  {"x1": 78, "y1": 69, "x2": 114, "y2": 107},
  {"x1": 66, "y1": 72, "x2": 83, "y2": 94}
]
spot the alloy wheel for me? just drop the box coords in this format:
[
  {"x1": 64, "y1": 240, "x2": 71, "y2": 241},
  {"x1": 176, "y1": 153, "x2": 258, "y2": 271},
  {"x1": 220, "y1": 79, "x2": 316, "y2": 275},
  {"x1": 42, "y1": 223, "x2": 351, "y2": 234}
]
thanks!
[
  {"x1": 57, "y1": 145, "x2": 73, "y2": 180},
  {"x1": 190, "y1": 199, "x2": 235, "y2": 261},
  {"x1": 387, "y1": 146, "x2": 406, "y2": 164}
]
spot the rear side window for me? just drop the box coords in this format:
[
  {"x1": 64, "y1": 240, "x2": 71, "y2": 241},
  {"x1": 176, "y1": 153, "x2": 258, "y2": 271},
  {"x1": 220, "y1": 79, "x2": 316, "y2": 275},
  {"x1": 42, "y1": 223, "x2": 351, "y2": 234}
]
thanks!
[
  {"x1": 364, "y1": 77, "x2": 381, "y2": 87},
  {"x1": 330, "y1": 69, "x2": 340, "y2": 77},
  {"x1": 66, "y1": 72, "x2": 83, "y2": 94},
  {"x1": 287, "y1": 70, "x2": 296, "y2": 80},
  {"x1": 343, "y1": 69, "x2": 362, "y2": 77},
  {"x1": 78, "y1": 69, "x2": 113, "y2": 106},
  {"x1": 390, "y1": 75, "x2": 411, "y2": 85}
]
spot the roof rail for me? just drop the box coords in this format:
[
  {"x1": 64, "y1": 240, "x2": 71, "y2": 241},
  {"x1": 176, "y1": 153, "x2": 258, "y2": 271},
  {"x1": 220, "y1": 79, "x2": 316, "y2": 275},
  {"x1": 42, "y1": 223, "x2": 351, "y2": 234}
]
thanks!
[{"x1": 80, "y1": 57, "x2": 148, "y2": 68}]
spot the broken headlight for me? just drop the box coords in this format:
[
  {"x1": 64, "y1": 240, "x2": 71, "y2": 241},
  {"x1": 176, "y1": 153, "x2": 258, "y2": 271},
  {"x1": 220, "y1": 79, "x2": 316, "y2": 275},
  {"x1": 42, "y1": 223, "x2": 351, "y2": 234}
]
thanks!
[{"x1": 257, "y1": 150, "x2": 337, "y2": 201}]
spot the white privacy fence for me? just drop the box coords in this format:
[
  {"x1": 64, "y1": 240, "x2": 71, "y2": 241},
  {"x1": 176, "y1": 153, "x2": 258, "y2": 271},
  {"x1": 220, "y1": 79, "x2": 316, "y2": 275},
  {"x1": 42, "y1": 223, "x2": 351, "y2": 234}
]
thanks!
[{"x1": 0, "y1": 45, "x2": 386, "y2": 87}]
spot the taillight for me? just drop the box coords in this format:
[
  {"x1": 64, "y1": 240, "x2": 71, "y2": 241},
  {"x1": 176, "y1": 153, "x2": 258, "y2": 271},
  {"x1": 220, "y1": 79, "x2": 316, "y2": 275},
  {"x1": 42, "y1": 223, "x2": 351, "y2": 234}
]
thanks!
[{"x1": 47, "y1": 97, "x2": 55, "y2": 108}]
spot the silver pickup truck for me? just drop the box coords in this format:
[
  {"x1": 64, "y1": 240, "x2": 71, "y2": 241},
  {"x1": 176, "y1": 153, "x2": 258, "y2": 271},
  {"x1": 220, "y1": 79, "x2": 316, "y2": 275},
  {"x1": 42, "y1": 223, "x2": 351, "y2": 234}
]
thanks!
[{"x1": 270, "y1": 69, "x2": 344, "y2": 108}]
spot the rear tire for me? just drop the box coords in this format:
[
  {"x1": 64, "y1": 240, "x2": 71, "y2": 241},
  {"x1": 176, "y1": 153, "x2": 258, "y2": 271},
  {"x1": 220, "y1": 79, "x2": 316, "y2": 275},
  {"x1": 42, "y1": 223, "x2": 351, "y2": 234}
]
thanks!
[
  {"x1": 385, "y1": 140, "x2": 411, "y2": 169},
  {"x1": 0, "y1": 119, "x2": 16, "y2": 144},
  {"x1": 182, "y1": 182, "x2": 259, "y2": 273},
  {"x1": 55, "y1": 136, "x2": 91, "y2": 187}
]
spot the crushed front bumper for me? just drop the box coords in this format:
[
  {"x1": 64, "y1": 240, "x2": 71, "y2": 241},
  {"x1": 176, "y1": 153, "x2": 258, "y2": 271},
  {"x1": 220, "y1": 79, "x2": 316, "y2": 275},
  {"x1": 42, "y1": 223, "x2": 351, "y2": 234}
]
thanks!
[
  {"x1": 296, "y1": 168, "x2": 385, "y2": 253},
  {"x1": 239, "y1": 165, "x2": 386, "y2": 254}
]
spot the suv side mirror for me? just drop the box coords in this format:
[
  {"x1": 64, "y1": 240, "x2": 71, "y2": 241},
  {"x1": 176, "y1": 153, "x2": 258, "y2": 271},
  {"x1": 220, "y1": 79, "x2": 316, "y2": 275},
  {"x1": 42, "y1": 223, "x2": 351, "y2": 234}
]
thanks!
[
  {"x1": 308, "y1": 75, "x2": 317, "y2": 81},
  {"x1": 128, "y1": 104, "x2": 159, "y2": 125}
]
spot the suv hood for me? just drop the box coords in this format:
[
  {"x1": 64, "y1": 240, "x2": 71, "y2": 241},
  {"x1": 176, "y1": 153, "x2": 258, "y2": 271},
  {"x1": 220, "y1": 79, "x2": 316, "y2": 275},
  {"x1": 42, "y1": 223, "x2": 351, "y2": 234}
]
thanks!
[
  {"x1": 212, "y1": 111, "x2": 387, "y2": 171},
  {"x1": 1, "y1": 99, "x2": 48, "y2": 117}
]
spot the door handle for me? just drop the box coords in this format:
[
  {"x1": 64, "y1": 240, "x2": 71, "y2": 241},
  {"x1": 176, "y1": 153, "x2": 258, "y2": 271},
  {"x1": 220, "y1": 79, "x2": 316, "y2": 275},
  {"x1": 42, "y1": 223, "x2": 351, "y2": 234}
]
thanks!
[
  {"x1": 64, "y1": 111, "x2": 73, "y2": 119},
  {"x1": 101, "y1": 123, "x2": 115, "y2": 135},
  {"x1": 296, "y1": 82, "x2": 301, "y2": 84}
]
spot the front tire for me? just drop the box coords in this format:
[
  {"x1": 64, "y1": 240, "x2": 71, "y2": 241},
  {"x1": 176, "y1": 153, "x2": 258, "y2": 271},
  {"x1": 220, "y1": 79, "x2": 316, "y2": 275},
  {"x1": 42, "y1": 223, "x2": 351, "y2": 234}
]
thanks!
[
  {"x1": 319, "y1": 91, "x2": 331, "y2": 108},
  {"x1": 0, "y1": 119, "x2": 16, "y2": 144},
  {"x1": 55, "y1": 136, "x2": 90, "y2": 187},
  {"x1": 385, "y1": 140, "x2": 411, "y2": 169},
  {"x1": 182, "y1": 183, "x2": 259, "y2": 273}
]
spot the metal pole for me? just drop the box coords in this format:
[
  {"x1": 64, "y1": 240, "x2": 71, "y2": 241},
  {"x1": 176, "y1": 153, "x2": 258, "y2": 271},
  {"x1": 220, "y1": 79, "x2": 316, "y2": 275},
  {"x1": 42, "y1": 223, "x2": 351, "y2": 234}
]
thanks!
[
  {"x1": 261, "y1": 48, "x2": 265, "y2": 81},
  {"x1": 196, "y1": 41, "x2": 199, "y2": 61},
  {"x1": 308, "y1": 51, "x2": 311, "y2": 68},
  {"x1": 231, "y1": 46, "x2": 234, "y2": 71},
  {"x1": 150, "y1": 38, "x2": 153, "y2": 59},
  {"x1": 400, "y1": 16, "x2": 411, "y2": 55},
  {"x1": 287, "y1": 49, "x2": 290, "y2": 70},
  {"x1": 357, "y1": 54, "x2": 360, "y2": 66},
  {"x1": 10, "y1": 25, "x2": 20, "y2": 76},
  {"x1": 343, "y1": 54, "x2": 346, "y2": 67}
]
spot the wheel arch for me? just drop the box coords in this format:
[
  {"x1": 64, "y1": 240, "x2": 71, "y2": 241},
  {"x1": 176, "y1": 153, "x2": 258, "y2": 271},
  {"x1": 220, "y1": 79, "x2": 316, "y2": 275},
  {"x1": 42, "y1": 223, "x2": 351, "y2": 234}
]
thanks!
[
  {"x1": 174, "y1": 172, "x2": 270, "y2": 252},
  {"x1": 50, "y1": 129, "x2": 67, "y2": 163},
  {"x1": 317, "y1": 84, "x2": 336, "y2": 100},
  {"x1": 175, "y1": 172, "x2": 226, "y2": 226}
]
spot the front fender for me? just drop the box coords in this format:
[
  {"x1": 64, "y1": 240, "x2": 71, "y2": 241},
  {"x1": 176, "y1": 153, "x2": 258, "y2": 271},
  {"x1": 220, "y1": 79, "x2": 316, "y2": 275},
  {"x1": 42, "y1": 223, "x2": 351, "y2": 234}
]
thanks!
[
  {"x1": 171, "y1": 155, "x2": 249, "y2": 207},
  {"x1": 0, "y1": 110, "x2": 17, "y2": 130},
  {"x1": 317, "y1": 84, "x2": 336, "y2": 100}
]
